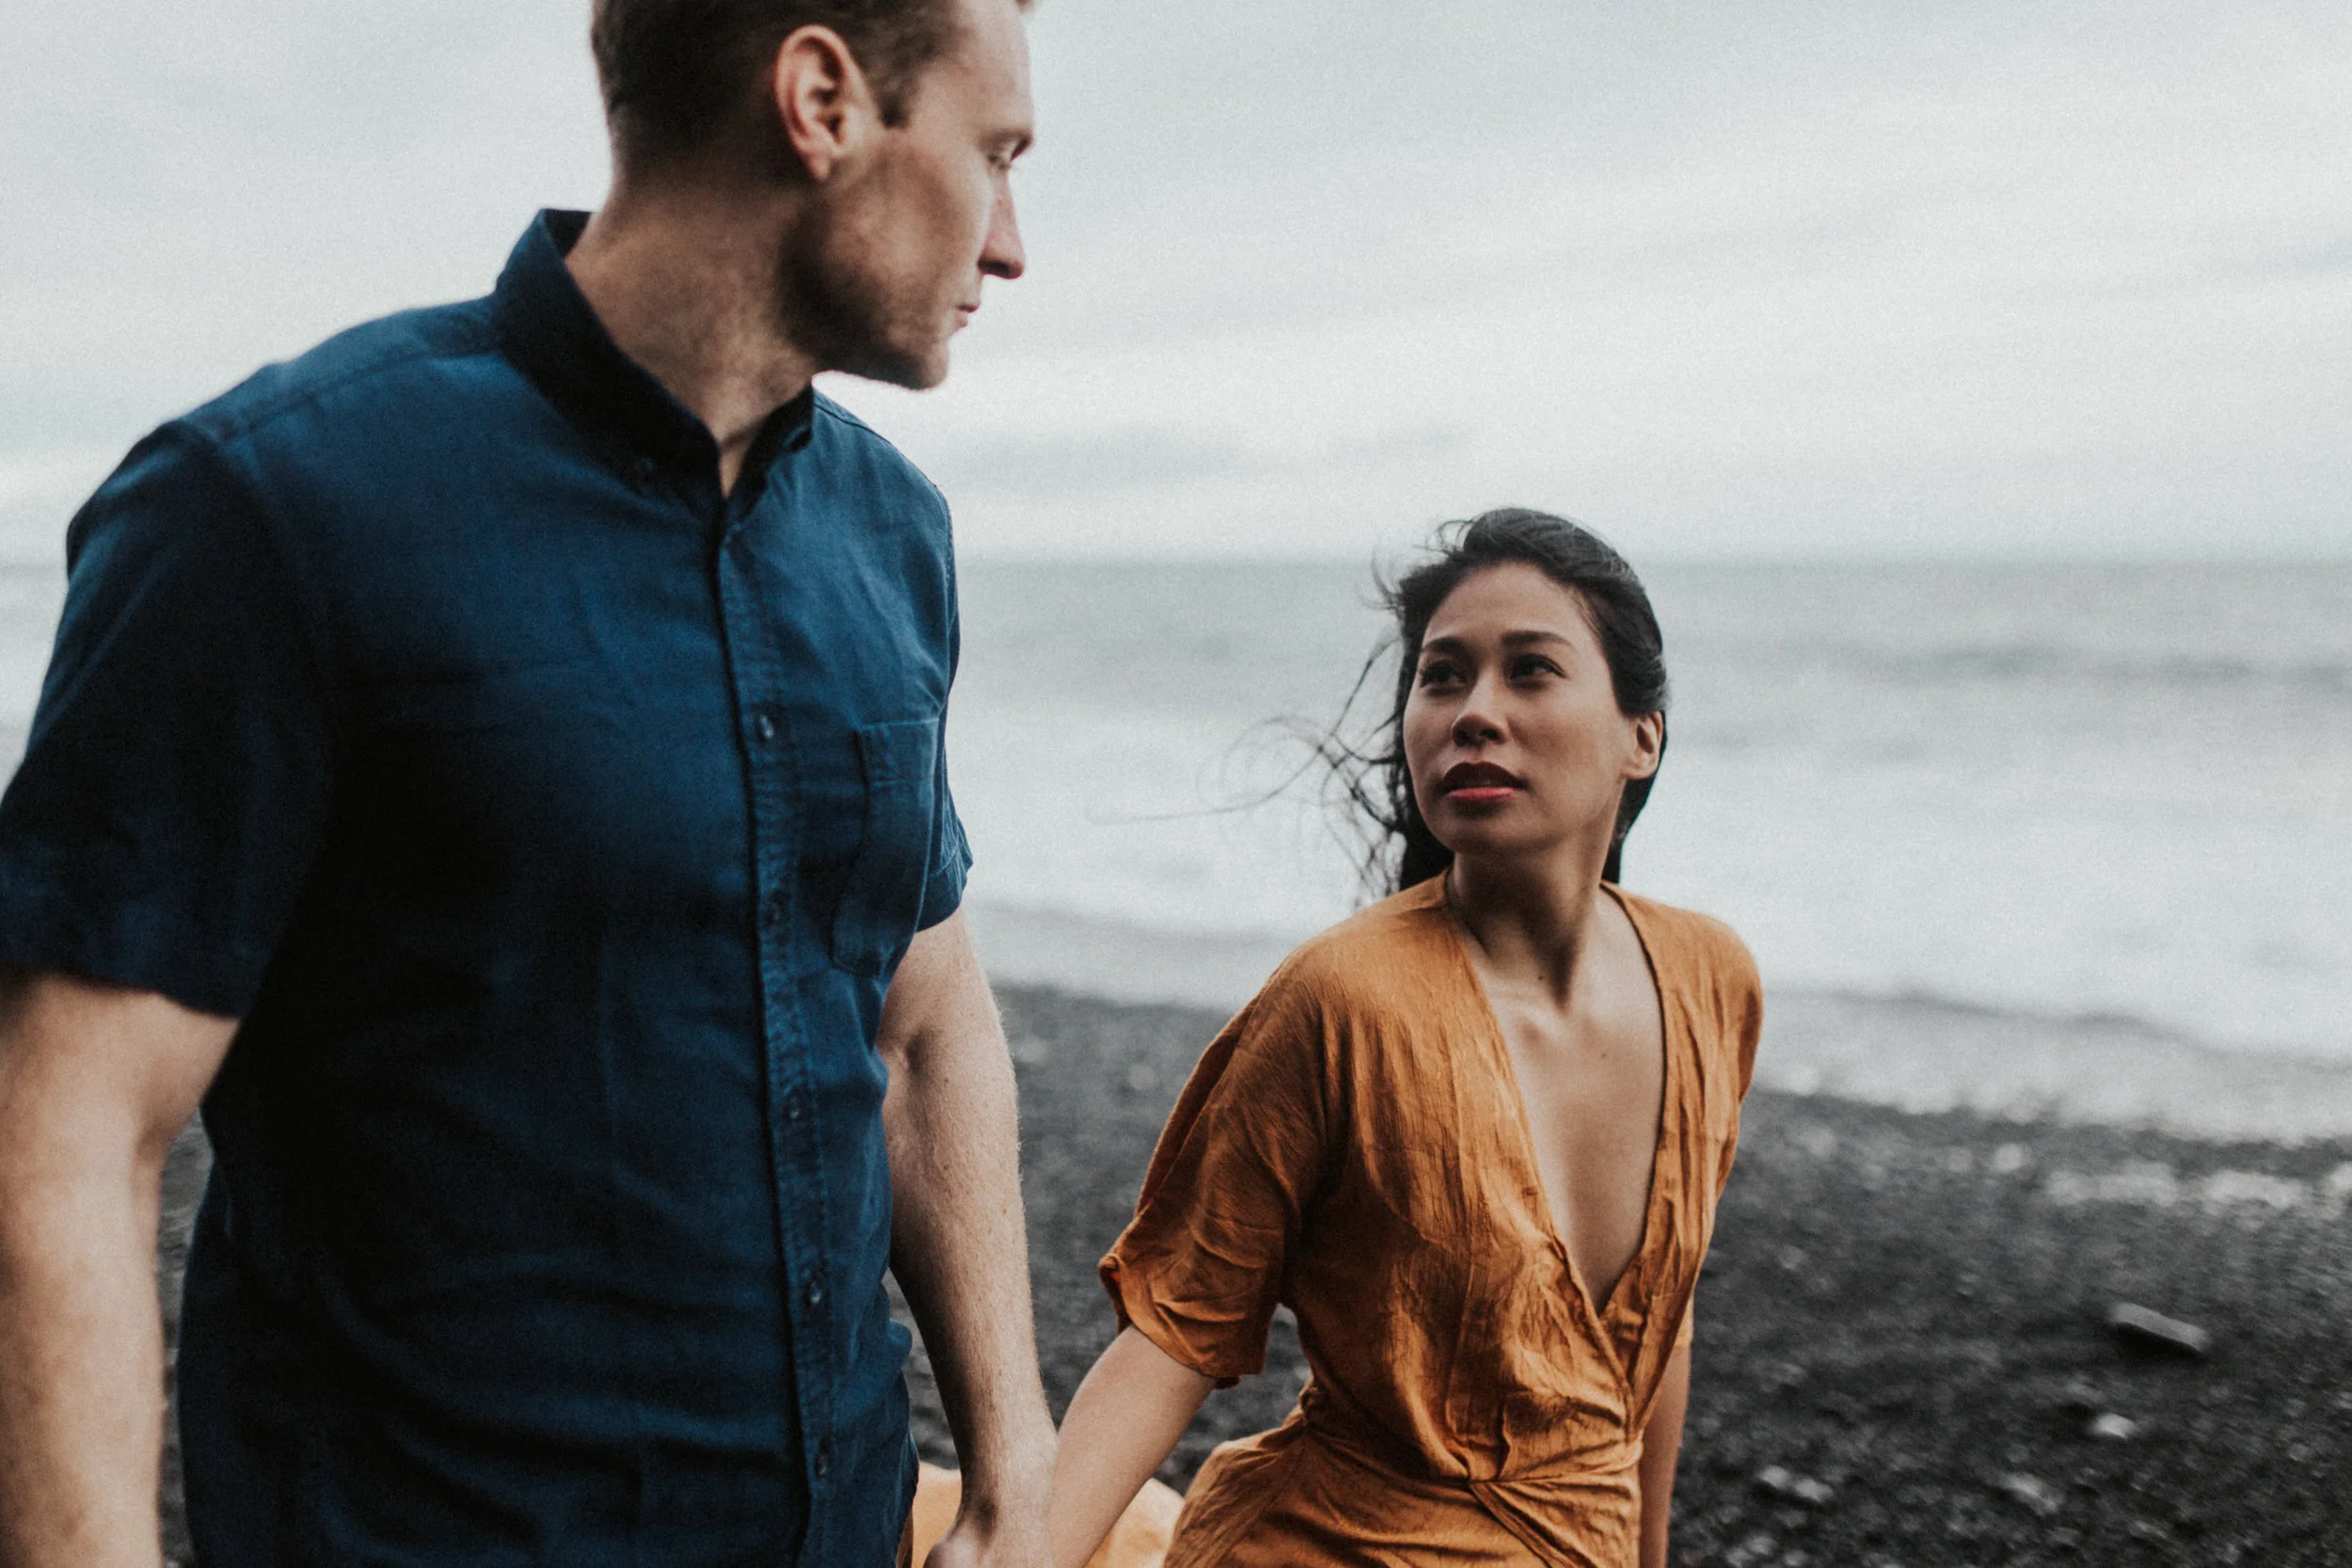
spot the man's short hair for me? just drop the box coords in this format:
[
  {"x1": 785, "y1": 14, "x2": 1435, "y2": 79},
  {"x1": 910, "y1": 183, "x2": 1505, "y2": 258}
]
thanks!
[{"x1": 591, "y1": 0, "x2": 980, "y2": 168}]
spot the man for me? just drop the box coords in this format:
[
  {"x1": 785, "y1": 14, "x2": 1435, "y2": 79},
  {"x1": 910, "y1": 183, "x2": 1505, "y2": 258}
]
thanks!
[{"x1": 0, "y1": 0, "x2": 1053, "y2": 1563}]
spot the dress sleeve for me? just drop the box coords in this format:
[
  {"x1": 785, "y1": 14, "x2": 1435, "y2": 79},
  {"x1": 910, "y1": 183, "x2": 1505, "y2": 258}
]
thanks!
[
  {"x1": 1099, "y1": 970, "x2": 1334, "y2": 1386},
  {"x1": 1717, "y1": 930, "x2": 1764, "y2": 1197},
  {"x1": 1684, "y1": 916, "x2": 1765, "y2": 1353},
  {"x1": 0, "y1": 424, "x2": 336, "y2": 1018}
]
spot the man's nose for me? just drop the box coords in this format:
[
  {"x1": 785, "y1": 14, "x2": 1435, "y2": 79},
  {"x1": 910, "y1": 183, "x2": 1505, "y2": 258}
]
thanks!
[{"x1": 981, "y1": 186, "x2": 1025, "y2": 282}]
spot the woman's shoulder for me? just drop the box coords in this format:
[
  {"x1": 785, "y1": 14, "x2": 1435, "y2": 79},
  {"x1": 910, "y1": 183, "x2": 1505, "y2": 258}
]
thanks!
[
  {"x1": 1613, "y1": 888, "x2": 1758, "y2": 991},
  {"x1": 1613, "y1": 888, "x2": 1765, "y2": 1048},
  {"x1": 1243, "y1": 878, "x2": 1462, "y2": 1024},
  {"x1": 1613, "y1": 887, "x2": 1765, "y2": 1096}
]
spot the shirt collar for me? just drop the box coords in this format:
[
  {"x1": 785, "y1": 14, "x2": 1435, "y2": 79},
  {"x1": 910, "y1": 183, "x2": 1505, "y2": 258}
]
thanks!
[{"x1": 491, "y1": 210, "x2": 815, "y2": 495}]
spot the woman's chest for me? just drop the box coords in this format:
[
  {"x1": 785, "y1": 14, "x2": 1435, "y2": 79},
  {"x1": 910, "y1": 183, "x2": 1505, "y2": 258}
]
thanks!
[{"x1": 1300, "y1": 1011, "x2": 1721, "y2": 1378}]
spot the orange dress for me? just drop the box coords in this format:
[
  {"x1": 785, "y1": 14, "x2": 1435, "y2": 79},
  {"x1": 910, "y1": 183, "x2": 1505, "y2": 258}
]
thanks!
[{"x1": 1100, "y1": 879, "x2": 1762, "y2": 1568}]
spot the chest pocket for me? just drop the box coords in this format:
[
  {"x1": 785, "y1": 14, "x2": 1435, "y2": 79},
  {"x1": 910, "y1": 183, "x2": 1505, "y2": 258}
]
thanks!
[{"x1": 829, "y1": 718, "x2": 941, "y2": 977}]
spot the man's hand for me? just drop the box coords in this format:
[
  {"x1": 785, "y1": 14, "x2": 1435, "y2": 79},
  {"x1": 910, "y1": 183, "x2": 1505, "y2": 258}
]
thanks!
[
  {"x1": 0, "y1": 968, "x2": 234, "y2": 1568},
  {"x1": 877, "y1": 914, "x2": 1057, "y2": 1565},
  {"x1": 923, "y1": 1496, "x2": 1057, "y2": 1568}
]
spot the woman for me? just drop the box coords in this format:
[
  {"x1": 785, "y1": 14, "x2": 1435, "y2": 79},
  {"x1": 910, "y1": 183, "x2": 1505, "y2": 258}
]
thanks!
[{"x1": 1046, "y1": 510, "x2": 1762, "y2": 1568}]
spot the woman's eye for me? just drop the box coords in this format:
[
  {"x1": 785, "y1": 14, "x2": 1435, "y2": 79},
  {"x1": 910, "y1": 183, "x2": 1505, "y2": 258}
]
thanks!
[
  {"x1": 1511, "y1": 656, "x2": 1560, "y2": 680},
  {"x1": 1417, "y1": 660, "x2": 1463, "y2": 687}
]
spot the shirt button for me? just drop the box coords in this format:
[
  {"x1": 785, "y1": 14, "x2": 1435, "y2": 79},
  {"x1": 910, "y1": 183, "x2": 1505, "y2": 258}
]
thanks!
[
  {"x1": 628, "y1": 456, "x2": 659, "y2": 490},
  {"x1": 783, "y1": 1090, "x2": 808, "y2": 1122},
  {"x1": 813, "y1": 1443, "x2": 832, "y2": 1481},
  {"x1": 805, "y1": 1279, "x2": 825, "y2": 1309},
  {"x1": 752, "y1": 710, "x2": 777, "y2": 744}
]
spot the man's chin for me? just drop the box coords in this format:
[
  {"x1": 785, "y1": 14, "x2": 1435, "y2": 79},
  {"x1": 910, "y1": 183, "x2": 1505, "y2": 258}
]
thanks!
[{"x1": 831, "y1": 341, "x2": 950, "y2": 393}]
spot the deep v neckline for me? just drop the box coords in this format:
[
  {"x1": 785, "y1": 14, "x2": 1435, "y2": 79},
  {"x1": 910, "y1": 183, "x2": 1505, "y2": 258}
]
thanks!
[{"x1": 1441, "y1": 882, "x2": 1678, "y2": 1341}]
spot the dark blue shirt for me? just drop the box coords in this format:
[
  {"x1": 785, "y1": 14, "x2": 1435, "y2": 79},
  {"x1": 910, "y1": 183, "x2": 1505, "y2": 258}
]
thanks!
[{"x1": 0, "y1": 212, "x2": 969, "y2": 1567}]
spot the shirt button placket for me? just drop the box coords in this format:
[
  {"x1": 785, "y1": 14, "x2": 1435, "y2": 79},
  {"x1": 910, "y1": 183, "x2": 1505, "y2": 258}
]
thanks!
[{"x1": 717, "y1": 519, "x2": 833, "y2": 1525}]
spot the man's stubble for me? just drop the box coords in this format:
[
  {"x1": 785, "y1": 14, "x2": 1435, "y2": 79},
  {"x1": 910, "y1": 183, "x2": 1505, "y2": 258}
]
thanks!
[{"x1": 773, "y1": 155, "x2": 955, "y2": 393}]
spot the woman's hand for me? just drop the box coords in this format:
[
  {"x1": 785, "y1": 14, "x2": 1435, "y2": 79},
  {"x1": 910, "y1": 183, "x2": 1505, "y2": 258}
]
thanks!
[{"x1": 1047, "y1": 1327, "x2": 1216, "y2": 1568}]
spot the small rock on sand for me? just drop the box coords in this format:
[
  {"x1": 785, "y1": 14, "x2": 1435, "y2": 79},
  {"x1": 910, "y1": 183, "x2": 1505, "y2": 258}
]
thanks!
[
  {"x1": 2106, "y1": 1302, "x2": 2212, "y2": 1358},
  {"x1": 1998, "y1": 1473, "x2": 2064, "y2": 1517},
  {"x1": 1755, "y1": 1465, "x2": 1836, "y2": 1506},
  {"x1": 2087, "y1": 1412, "x2": 2140, "y2": 1442}
]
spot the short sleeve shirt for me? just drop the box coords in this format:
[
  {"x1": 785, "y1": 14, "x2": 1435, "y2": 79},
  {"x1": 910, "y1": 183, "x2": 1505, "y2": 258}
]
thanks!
[
  {"x1": 0, "y1": 212, "x2": 967, "y2": 1568},
  {"x1": 1100, "y1": 880, "x2": 1762, "y2": 1567}
]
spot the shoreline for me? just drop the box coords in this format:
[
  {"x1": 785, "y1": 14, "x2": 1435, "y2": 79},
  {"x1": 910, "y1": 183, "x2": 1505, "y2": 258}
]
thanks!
[
  {"x1": 155, "y1": 979, "x2": 2352, "y2": 1565},
  {"x1": 967, "y1": 903, "x2": 2352, "y2": 1144}
]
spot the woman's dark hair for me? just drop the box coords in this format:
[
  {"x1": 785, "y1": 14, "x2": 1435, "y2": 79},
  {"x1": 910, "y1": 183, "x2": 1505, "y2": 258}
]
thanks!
[{"x1": 1329, "y1": 508, "x2": 1670, "y2": 894}]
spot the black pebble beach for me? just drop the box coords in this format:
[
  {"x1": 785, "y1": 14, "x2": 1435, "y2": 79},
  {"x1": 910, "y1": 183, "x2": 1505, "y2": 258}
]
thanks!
[{"x1": 158, "y1": 982, "x2": 2352, "y2": 1566}]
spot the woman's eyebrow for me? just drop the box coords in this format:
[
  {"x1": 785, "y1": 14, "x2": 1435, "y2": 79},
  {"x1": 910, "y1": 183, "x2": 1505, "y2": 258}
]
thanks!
[{"x1": 1422, "y1": 628, "x2": 1576, "y2": 655}]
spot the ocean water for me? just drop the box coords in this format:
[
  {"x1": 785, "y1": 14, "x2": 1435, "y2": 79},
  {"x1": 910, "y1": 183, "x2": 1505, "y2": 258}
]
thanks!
[
  {"x1": 945, "y1": 558, "x2": 2352, "y2": 1138},
  {"x1": 8, "y1": 555, "x2": 2351, "y2": 1136}
]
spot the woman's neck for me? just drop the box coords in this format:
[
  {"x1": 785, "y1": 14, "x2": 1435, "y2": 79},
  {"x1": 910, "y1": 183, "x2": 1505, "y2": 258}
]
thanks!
[{"x1": 1444, "y1": 843, "x2": 1611, "y2": 1006}]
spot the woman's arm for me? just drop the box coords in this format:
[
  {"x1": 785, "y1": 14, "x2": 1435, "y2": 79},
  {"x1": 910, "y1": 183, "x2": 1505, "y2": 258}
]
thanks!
[
  {"x1": 1048, "y1": 1327, "x2": 1215, "y2": 1568},
  {"x1": 1637, "y1": 1339, "x2": 1692, "y2": 1568}
]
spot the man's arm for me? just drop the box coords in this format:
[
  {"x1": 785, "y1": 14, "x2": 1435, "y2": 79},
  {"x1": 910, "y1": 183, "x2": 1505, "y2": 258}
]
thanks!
[
  {"x1": 0, "y1": 969, "x2": 234, "y2": 1568},
  {"x1": 876, "y1": 913, "x2": 1056, "y2": 1567},
  {"x1": 1637, "y1": 1338, "x2": 1692, "y2": 1568}
]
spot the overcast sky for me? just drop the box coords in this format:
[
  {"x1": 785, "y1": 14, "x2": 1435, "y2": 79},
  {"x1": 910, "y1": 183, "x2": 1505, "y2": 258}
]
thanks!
[{"x1": 4, "y1": 0, "x2": 2346, "y2": 562}]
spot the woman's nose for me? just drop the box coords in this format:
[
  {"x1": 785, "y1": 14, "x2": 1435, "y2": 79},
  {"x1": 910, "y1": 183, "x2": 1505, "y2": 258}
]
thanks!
[{"x1": 1453, "y1": 686, "x2": 1503, "y2": 745}]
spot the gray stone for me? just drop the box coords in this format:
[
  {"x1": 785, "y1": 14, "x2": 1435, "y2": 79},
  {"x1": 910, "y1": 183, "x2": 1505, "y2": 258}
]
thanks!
[
  {"x1": 1998, "y1": 1473, "x2": 2064, "y2": 1517},
  {"x1": 2106, "y1": 1302, "x2": 2212, "y2": 1358},
  {"x1": 1754, "y1": 1465, "x2": 1836, "y2": 1507}
]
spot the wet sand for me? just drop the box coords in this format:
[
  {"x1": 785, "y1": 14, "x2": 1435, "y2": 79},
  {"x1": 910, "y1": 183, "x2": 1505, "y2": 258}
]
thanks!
[{"x1": 159, "y1": 982, "x2": 2352, "y2": 1565}]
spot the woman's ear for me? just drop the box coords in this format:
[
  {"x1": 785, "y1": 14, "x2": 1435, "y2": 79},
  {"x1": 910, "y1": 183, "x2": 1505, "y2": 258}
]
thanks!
[{"x1": 1625, "y1": 711, "x2": 1664, "y2": 782}]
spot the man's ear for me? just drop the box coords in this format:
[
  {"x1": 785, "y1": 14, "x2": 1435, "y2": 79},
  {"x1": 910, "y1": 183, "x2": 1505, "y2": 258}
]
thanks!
[{"x1": 771, "y1": 24, "x2": 881, "y2": 182}]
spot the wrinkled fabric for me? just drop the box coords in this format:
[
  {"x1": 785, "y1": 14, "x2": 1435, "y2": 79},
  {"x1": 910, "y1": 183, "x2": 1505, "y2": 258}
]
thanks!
[{"x1": 1102, "y1": 879, "x2": 1761, "y2": 1568}]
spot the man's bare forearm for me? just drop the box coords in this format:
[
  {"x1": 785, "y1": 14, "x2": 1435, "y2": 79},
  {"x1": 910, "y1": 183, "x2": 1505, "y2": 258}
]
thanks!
[
  {"x1": 0, "y1": 1156, "x2": 171, "y2": 1566},
  {"x1": 0, "y1": 973, "x2": 231, "y2": 1568},
  {"x1": 881, "y1": 919, "x2": 1056, "y2": 1515}
]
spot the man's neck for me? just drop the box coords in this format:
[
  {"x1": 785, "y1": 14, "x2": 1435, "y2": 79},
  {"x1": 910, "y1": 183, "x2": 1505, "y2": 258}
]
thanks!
[{"x1": 565, "y1": 182, "x2": 819, "y2": 494}]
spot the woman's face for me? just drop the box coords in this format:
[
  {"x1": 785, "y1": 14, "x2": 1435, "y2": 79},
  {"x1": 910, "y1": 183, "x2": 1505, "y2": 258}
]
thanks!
[{"x1": 1402, "y1": 562, "x2": 1662, "y2": 874}]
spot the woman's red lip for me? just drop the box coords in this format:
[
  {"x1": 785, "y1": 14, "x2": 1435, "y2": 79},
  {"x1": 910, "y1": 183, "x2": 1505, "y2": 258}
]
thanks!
[{"x1": 1442, "y1": 763, "x2": 1522, "y2": 792}]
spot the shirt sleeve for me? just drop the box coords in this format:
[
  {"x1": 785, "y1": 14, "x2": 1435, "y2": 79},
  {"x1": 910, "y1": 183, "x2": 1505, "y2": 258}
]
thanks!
[
  {"x1": 0, "y1": 423, "x2": 336, "y2": 1018},
  {"x1": 1098, "y1": 970, "x2": 1334, "y2": 1386},
  {"x1": 914, "y1": 546, "x2": 968, "y2": 932},
  {"x1": 914, "y1": 711, "x2": 969, "y2": 931}
]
